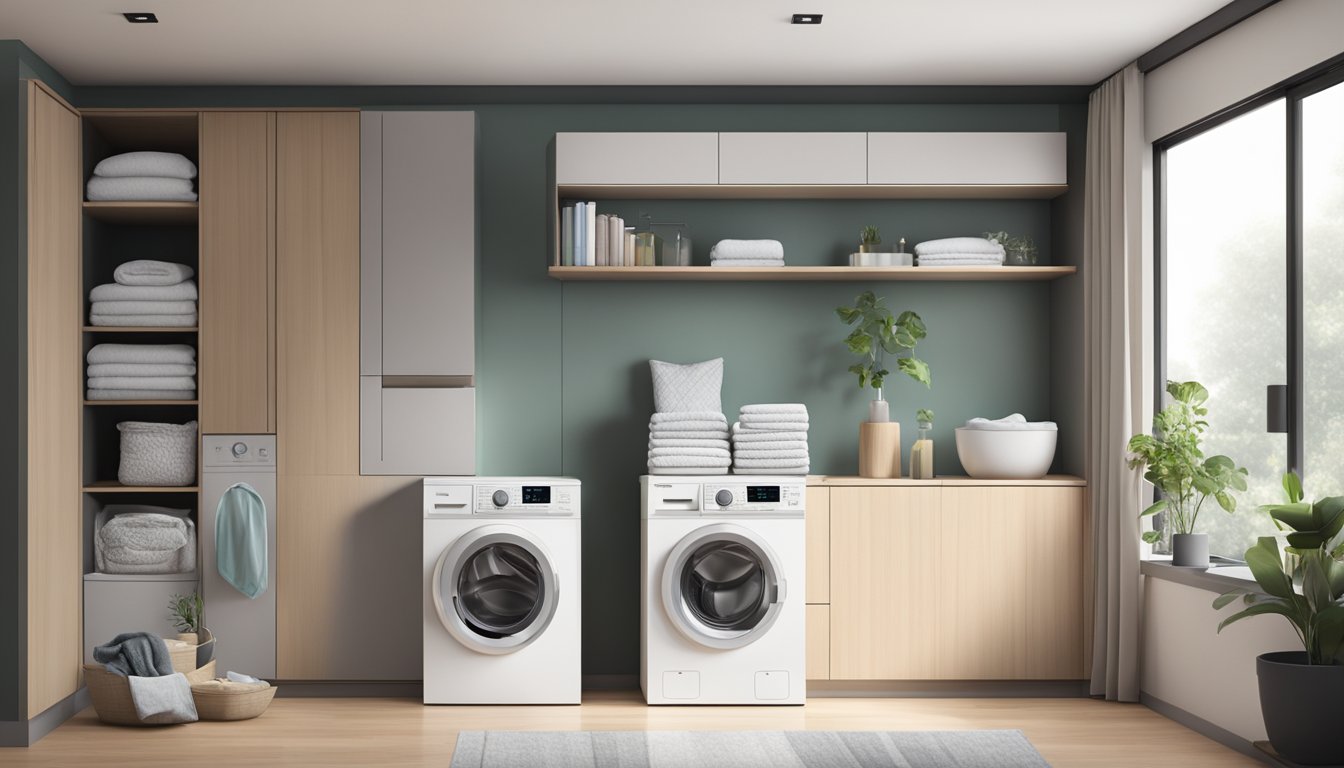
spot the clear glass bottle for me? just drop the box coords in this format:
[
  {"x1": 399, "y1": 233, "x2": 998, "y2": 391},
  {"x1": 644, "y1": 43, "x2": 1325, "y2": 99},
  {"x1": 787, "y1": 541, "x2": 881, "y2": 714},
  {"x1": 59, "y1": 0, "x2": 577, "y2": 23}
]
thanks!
[{"x1": 909, "y1": 417, "x2": 934, "y2": 479}]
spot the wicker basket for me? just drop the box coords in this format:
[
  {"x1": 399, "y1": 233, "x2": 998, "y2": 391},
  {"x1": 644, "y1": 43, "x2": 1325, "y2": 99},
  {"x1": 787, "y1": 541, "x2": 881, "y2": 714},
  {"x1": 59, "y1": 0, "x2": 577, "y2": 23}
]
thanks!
[
  {"x1": 190, "y1": 680, "x2": 278, "y2": 721},
  {"x1": 116, "y1": 420, "x2": 197, "y2": 486},
  {"x1": 84, "y1": 659, "x2": 216, "y2": 726}
]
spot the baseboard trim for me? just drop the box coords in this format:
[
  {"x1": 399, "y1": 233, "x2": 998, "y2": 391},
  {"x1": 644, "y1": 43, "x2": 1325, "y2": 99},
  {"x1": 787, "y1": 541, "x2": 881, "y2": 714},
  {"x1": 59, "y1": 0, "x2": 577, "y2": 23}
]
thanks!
[
  {"x1": 274, "y1": 681, "x2": 423, "y2": 698},
  {"x1": 807, "y1": 680, "x2": 1090, "y2": 698},
  {"x1": 0, "y1": 688, "x2": 91, "y2": 747},
  {"x1": 1140, "y1": 692, "x2": 1269, "y2": 764}
]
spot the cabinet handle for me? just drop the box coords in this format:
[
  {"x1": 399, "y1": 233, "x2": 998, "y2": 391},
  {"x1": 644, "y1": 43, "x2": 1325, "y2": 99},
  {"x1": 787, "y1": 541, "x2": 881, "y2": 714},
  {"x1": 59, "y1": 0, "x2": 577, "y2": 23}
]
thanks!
[{"x1": 382, "y1": 375, "x2": 473, "y2": 388}]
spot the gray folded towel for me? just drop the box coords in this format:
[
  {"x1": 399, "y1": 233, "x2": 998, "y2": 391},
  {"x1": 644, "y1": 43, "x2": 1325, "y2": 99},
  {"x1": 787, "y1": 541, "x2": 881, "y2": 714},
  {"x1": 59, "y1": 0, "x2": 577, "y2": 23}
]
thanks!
[
  {"x1": 93, "y1": 631, "x2": 175, "y2": 677},
  {"x1": 128, "y1": 673, "x2": 199, "y2": 724}
]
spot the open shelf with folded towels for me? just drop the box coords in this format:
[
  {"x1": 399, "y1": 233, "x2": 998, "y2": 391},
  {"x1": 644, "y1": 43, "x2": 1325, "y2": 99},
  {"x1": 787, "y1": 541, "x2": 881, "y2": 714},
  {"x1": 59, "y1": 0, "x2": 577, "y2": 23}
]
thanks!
[{"x1": 548, "y1": 265, "x2": 1075, "y2": 281}]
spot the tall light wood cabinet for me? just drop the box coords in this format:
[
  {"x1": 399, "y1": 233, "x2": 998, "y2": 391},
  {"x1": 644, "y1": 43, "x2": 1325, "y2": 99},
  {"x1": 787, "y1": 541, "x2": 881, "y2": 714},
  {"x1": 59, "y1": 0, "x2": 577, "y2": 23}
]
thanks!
[
  {"x1": 24, "y1": 81, "x2": 83, "y2": 716},
  {"x1": 200, "y1": 112, "x2": 275, "y2": 434}
]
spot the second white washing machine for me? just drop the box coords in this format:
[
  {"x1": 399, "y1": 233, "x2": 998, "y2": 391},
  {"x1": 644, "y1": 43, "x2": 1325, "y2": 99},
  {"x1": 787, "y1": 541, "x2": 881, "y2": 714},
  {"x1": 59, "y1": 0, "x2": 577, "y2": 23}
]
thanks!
[{"x1": 641, "y1": 475, "x2": 806, "y2": 705}]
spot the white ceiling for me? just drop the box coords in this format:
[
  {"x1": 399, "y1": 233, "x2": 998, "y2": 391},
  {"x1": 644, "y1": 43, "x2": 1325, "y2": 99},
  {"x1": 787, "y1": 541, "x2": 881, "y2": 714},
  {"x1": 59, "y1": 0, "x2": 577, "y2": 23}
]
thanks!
[{"x1": 1, "y1": 0, "x2": 1230, "y2": 87}]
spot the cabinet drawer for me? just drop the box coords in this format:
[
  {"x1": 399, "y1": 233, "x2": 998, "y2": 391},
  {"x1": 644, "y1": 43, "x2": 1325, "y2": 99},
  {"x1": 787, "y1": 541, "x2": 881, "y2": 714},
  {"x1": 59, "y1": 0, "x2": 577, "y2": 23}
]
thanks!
[
  {"x1": 360, "y1": 377, "x2": 474, "y2": 475},
  {"x1": 555, "y1": 132, "x2": 719, "y2": 185},
  {"x1": 719, "y1": 132, "x2": 867, "y2": 184},
  {"x1": 867, "y1": 132, "x2": 1066, "y2": 185}
]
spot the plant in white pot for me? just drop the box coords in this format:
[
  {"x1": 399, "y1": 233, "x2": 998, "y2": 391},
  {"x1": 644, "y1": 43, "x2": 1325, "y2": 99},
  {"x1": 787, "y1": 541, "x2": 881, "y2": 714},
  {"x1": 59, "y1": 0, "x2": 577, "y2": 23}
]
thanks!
[
  {"x1": 1126, "y1": 380, "x2": 1247, "y2": 567},
  {"x1": 1213, "y1": 472, "x2": 1344, "y2": 765},
  {"x1": 169, "y1": 591, "x2": 215, "y2": 667}
]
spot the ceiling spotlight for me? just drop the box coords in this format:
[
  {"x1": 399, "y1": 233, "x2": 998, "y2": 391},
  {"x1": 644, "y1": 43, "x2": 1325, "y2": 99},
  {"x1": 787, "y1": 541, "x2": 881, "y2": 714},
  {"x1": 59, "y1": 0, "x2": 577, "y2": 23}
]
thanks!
[
  {"x1": 791, "y1": 13, "x2": 822, "y2": 24},
  {"x1": 123, "y1": 12, "x2": 158, "y2": 23}
]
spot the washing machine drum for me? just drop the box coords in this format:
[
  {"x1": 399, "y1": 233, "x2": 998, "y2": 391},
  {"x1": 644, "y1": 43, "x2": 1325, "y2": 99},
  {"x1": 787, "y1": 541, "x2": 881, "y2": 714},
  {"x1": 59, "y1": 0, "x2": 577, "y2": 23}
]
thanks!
[
  {"x1": 433, "y1": 525, "x2": 560, "y2": 655},
  {"x1": 662, "y1": 523, "x2": 787, "y2": 650}
]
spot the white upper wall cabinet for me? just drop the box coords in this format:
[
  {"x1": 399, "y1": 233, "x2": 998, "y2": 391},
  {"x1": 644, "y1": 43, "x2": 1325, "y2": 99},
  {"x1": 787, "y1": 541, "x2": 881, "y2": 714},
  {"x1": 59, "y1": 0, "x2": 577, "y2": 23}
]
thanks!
[
  {"x1": 555, "y1": 132, "x2": 719, "y2": 185},
  {"x1": 867, "y1": 132, "x2": 1066, "y2": 186},
  {"x1": 719, "y1": 132, "x2": 867, "y2": 184}
]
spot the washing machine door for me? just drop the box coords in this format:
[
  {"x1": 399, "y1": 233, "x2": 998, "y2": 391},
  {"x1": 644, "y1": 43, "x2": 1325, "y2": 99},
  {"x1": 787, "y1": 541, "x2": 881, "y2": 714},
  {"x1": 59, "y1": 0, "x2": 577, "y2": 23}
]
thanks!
[
  {"x1": 432, "y1": 524, "x2": 560, "y2": 655},
  {"x1": 662, "y1": 523, "x2": 788, "y2": 650}
]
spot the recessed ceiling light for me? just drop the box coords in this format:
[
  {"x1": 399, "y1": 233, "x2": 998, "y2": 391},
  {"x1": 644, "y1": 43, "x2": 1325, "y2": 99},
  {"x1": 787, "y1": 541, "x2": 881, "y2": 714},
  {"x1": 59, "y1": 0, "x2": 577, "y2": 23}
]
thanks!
[
  {"x1": 123, "y1": 11, "x2": 158, "y2": 23},
  {"x1": 791, "y1": 13, "x2": 822, "y2": 24}
]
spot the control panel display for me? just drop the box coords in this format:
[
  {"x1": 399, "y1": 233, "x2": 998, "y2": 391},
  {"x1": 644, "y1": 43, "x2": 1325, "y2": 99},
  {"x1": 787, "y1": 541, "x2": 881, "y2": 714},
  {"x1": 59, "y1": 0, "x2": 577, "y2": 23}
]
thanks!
[
  {"x1": 746, "y1": 486, "x2": 781, "y2": 503},
  {"x1": 522, "y1": 486, "x2": 551, "y2": 504}
]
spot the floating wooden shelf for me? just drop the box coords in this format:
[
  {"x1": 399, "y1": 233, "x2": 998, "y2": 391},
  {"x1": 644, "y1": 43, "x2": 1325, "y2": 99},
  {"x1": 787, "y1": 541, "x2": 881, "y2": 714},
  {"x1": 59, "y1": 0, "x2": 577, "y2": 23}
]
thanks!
[
  {"x1": 556, "y1": 183, "x2": 1068, "y2": 201},
  {"x1": 83, "y1": 326, "x2": 199, "y2": 333},
  {"x1": 548, "y1": 266, "x2": 1076, "y2": 282},
  {"x1": 82, "y1": 481, "x2": 200, "y2": 493},
  {"x1": 82, "y1": 201, "x2": 198, "y2": 225},
  {"x1": 807, "y1": 474, "x2": 1087, "y2": 487},
  {"x1": 83, "y1": 399, "x2": 198, "y2": 406}
]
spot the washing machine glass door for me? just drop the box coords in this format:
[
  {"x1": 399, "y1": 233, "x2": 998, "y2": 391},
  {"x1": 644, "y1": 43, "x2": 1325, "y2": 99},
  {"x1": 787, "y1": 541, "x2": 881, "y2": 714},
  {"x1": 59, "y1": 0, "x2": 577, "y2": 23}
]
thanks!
[
  {"x1": 433, "y1": 524, "x2": 560, "y2": 655},
  {"x1": 662, "y1": 523, "x2": 787, "y2": 650}
]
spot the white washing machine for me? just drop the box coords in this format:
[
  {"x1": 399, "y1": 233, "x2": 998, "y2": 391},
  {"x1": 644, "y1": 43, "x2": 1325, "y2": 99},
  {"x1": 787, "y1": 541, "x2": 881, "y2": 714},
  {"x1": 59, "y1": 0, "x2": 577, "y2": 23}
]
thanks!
[
  {"x1": 423, "y1": 476, "x2": 581, "y2": 704},
  {"x1": 641, "y1": 475, "x2": 806, "y2": 705}
]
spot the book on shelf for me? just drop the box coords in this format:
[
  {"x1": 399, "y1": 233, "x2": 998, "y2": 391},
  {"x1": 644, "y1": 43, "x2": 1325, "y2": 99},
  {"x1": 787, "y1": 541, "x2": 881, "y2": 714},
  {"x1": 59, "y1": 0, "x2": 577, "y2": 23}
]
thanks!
[
  {"x1": 561, "y1": 206, "x2": 574, "y2": 266},
  {"x1": 595, "y1": 214, "x2": 609, "y2": 267},
  {"x1": 564, "y1": 203, "x2": 648, "y2": 268},
  {"x1": 583, "y1": 201, "x2": 596, "y2": 267}
]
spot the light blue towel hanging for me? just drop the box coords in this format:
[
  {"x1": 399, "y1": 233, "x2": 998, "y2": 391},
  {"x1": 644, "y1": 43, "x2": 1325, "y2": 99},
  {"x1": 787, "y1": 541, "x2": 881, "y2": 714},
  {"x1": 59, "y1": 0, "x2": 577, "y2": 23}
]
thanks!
[{"x1": 216, "y1": 482, "x2": 268, "y2": 599}]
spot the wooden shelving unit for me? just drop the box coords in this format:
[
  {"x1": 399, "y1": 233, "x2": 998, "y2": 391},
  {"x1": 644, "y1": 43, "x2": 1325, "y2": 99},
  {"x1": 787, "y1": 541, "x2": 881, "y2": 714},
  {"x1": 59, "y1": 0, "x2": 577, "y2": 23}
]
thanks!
[
  {"x1": 83, "y1": 326, "x2": 199, "y2": 333},
  {"x1": 548, "y1": 265, "x2": 1076, "y2": 282},
  {"x1": 82, "y1": 201, "x2": 198, "y2": 226},
  {"x1": 82, "y1": 481, "x2": 200, "y2": 493},
  {"x1": 556, "y1": 183, "x2": 1068, "y2": 201}
]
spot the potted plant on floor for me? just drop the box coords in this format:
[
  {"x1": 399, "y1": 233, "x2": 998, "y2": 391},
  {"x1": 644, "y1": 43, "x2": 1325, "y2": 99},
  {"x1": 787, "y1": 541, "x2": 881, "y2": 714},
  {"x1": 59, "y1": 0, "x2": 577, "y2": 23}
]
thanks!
[
  {"x1": 836, "y1": 291, "x2": 930, "y2": 478},
  {"x1": 170, "y1": 591, "x2": 215, "y2": 667},
  {"x1": 1126, "y1": 379, "x2": 1247, "y2": 567},
  {"x1": 1213, "y1": 472, "x2": 1344, "y2": 765}
]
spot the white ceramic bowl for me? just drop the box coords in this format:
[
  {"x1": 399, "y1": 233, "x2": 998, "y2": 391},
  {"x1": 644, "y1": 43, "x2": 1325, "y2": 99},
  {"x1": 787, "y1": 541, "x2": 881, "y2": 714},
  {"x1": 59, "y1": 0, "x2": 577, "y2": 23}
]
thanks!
[{"x1": 955, "y1": 428, "x2": 1057, "y2": 479}]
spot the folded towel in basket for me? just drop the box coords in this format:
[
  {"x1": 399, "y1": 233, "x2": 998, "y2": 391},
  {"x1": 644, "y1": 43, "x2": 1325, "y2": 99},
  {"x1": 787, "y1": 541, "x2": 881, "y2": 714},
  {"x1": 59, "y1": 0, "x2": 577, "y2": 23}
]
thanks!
[
  {"x1": 86, "y1": 389, "x2": 197, "y2": 401},
  {"x1": 913, "y1": 237, "x2": 1005, "y2": 256},
  {"x1": 86, "y1": 362, "x2": 197, "y2": 378},
  {"x1": 114, "y1": 260, "x2": 195, "y2": 287},
  {"x1": 709, "y1": 239, "x2": 785, "y2": 261},
  {"x1": 129, "y1": 673, "x2": 199, "y2": 724},
  {"x1": 88, "y1": 376, "x2": 197, "y2": 391},
  {"x1": 86, "y1": 176, "x2": 198, "y2": 202},
  {"x1": 94, "y1": 151, "x2": 197, "y2": 180},
  {"x1": 87, "y1": 343, "x2": 196, "y2": 366},
  {"x1": 90, "y1": 280, "x2": 198, "y2": 302},
  {"x1": 93, "y1": 631, "x2": 175, "y2": 678},
  {"x1": 96, "y1": 512, "x2": 195, "y2": 574}
]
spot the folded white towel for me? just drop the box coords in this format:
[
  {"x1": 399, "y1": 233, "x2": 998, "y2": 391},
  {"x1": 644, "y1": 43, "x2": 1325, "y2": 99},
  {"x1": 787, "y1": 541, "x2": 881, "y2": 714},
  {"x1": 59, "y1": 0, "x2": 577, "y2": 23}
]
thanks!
[
  {"x1": 86, "y1": 389, "x2": 196, "y2": 401},
  {"x1": 734, "y1": 421, "x2": 810, "y2": 433},
  {"x1": 650, "y1": 466, "x2": 729, "y2": 475},
  {"x1": 733, "y1": 466, "x2": 808, "y2": 475},
  {"x1": 740, "y1": 403, "x2": 808, "y2": 415},
  {"x1": 127, "y1": 673, "x2": 199, "y2": 724},
  {"x1": 709, "y1": 239, "x2": 785, "y2": 261},
  {"x1": 963, "y1": 413, "x2": 1058, "y2": 431},
  {"x1": 86, "y1": 176, "x2": 198, "y2": 202},
  {"x1": 90, "y1": 314, "x2": 197, "y2": 328},
  {"x1": 917, "y1": 260, "x2": 1004, "y2": 267},
  {"x1": 917, "y1": 254, "x2": 1004, "y2": 265},
  {"x1": 731, "y1": 440, "x2": 808, "y2": 452},
  {"x1": 94, "y1": 151, "x2": 197, "y2": 180},
  {"x1": 913, "y1": 237, "x2": 1005, "y2": 256},
  {"x1": 88, "y1": 376, "x2": 197, "y2": 391},
  {"x1": 114, "y1": 260, "x2": 195, "y2": 287},
  {"x1": 740, "y1": 411, "x2": 809, "y2": 426},
  {"x1": 90, "y1": 280, "x2": 198, "y2": 302},
  {"x1": 87, "y1": 343, "x2": 196, "y2": 366},
  {"x1": 87, "y1": 363, "x2": 197, "y2": 378},
  {"x1": 730, "y1": 423, "x2": 808, "y2": 442},
  {"x1": 649, "y1": 438, "x2": 731, "y2": 450},
  {"x1": 650, "y1": 430, "x2": 731, "y2": 441},
  {"x1": 648, "y1": 447, "x2": 732, "y2": 459},
  {"x1": 650, "y1": 411, "x2": 727, "y2": 425},
  {"x1": 734, "y1": 448, "x2": 809, "y2": 460},
  {"x1": 648, "y1": 421, "x2": 732, "y2": 433},
  {"x1": 91, "y1": 300, "x2": 197, "y2": 316},
  {"x1": 710, "y1": 259, "x2": 786, "y2": 267},
  {"x1": 648, "y1": 454, "x2": 732, "y2": 468}
]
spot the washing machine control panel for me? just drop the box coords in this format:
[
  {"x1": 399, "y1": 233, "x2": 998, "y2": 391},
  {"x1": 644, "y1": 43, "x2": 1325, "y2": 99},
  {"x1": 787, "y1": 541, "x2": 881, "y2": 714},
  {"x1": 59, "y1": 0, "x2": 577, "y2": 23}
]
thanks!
[
  {"x1": 475, "y1": 484, "x2": 578, "y2": 515},
  {"x1": 703, "y1": 483, "x2": 804, "y2": 512}
]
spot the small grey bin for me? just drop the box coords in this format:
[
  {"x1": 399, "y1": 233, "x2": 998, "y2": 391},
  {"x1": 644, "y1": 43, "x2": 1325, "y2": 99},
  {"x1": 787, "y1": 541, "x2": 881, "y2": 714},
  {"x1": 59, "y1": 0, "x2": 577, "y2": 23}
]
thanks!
[{"x1": 117, "y1": 420, "x2": 198, "y2": 486}]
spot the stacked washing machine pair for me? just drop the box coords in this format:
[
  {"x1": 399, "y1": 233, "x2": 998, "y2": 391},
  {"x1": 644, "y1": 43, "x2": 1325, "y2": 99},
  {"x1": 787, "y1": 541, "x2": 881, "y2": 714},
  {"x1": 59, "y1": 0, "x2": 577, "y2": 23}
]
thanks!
[{"x1": 422, "y1": 475, "x2": 807, "y2": 705}]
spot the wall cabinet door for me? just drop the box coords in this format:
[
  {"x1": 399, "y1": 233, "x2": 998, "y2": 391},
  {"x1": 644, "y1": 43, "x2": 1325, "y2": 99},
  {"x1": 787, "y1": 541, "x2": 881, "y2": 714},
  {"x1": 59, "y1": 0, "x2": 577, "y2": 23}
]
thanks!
[
  {"x1": 201, "y1": 111, "x2": 275, "y2": 434},
  {"x1": 866, "y1": 132, "x2": 1066, "y2": 185},
  {"x1": 555, "y1": 132, "x2": 719, "y2": 185},
  {"x1": 718, "y1": 132, "x2": 867, "y2": 184},
  {"x1": 829, "y1": 487, "x2": 943, "y2": 679},
  {"x1": 359, "y1": 378, "x2": 474, "y2": 475},
  {"x1": 938, "y1": 486, "x2": 1085, "y2": 680}
]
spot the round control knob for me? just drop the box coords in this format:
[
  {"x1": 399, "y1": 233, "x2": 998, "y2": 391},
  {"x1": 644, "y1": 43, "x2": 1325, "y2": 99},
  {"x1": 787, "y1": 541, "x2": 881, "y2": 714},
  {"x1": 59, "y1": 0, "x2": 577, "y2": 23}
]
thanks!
[
  {"x1": 492, "y1": 490, "x2": 510, "y2": 507},
  {"x1": 231, "y1": 442, "x2": 248, "y2": 457},
  {"x1": 715, "y1": 489, "x2": 734, "y2": 507}
]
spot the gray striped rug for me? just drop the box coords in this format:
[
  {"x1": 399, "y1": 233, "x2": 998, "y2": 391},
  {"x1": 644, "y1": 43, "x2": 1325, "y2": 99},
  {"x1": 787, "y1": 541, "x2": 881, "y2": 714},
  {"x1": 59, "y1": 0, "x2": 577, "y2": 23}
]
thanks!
[{"x1": 450, "y1": 730, "x2": 1051, "y2": 767}]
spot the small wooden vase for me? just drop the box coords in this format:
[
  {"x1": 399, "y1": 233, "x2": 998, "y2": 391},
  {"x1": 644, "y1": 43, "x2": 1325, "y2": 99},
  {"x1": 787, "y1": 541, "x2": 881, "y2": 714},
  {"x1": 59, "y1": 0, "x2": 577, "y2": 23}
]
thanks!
[{"x1": 859, "y1": 422, "x2": 902, "y2": 478}]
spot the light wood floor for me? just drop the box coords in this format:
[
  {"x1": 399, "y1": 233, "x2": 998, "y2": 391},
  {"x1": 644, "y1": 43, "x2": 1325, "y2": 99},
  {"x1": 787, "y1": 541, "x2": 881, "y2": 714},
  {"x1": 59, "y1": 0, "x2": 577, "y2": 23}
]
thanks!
[{"x1": 0, "y1": 692, "x2": 1259, "y2": 767}]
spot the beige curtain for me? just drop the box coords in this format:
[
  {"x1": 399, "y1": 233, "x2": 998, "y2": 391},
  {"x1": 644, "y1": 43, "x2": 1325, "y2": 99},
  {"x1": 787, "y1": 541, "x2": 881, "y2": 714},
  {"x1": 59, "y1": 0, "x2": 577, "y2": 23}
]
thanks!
[{"x1": 1084, "y1": 62, "x2": 1153, "y2": 702}]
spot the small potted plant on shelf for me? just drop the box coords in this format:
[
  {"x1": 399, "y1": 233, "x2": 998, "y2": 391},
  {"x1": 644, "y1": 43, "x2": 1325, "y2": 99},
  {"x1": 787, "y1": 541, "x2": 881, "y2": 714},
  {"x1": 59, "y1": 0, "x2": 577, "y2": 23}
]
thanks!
[
  {"x1": 859, "y1": 226, "x2": 882, "y2": 253},
  {"x1": 169, "y1": 591, "x2": 215, "y2": 667},
  {"x1": 836, "y1": 291, "x2": 930, "y2": 478},
  {"x1": 1213, "y1": 472, "x2": 1344, "y2": 765},
  {"x1": 1126, "y1": 380, "x2": 1248, "y2": 567},
  {"x1": 983, "y1": 230, "x2": 1038, "y2": 266}
]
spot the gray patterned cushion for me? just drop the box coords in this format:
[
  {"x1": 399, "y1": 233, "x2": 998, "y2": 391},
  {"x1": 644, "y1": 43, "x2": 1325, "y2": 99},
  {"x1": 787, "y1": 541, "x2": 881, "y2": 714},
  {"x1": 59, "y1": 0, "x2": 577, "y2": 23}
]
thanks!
[{"x1": 650, "y1": 358, "x2": 723, "y2": 414}]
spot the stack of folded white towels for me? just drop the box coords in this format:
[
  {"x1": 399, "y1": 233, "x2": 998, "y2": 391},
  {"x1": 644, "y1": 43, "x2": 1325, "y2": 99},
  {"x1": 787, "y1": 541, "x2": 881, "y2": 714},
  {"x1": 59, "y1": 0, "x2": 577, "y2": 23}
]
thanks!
[
  {"x1": 709, "y1": 239, "x2": 785, "y2": 268},
  {"x1": 731, "y1": 404, "x2": 810, "y2": 475},
  {"x1": 89, "y1": 261, "x2": 197, "y2": 327},
  {"x1": 86, "y1": 344, "x2": 197, "y2": 401},
  {"x1": 647, "y1": 411, "x2": 731, "y2": 475},
  {"x1": 86, "y1": 151, "x2": 198, "y2": 202},
  {"x1": 913, "y1": 237, "x2": 1005, "y2": 267}
]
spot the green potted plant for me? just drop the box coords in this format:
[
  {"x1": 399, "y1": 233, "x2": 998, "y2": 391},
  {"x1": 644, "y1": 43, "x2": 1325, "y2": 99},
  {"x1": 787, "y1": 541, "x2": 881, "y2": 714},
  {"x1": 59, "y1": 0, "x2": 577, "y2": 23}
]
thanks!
[
  {"x1": 859, "y1": 225, "x2": 882, "y2": 254},
  {"x1": 1126, "y1": 380, "x2": 1247, "y2": 567},
  {"x1": 1213, "y1": 472, "x2": 1344, "y2": 765},
  {"x1": 983, "y1": 230, "x2": 1038, "y2": 265},
  {"x1": 169, "y1": 592, "x2": 215, "y2": 667}
]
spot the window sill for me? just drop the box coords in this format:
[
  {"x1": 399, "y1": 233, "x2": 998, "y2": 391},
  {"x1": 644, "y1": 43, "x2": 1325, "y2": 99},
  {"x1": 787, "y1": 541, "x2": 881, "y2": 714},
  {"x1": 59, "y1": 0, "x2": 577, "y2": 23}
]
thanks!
[{"x1": 1140, "y1": 558, "x2": 1258, "y2": 594}]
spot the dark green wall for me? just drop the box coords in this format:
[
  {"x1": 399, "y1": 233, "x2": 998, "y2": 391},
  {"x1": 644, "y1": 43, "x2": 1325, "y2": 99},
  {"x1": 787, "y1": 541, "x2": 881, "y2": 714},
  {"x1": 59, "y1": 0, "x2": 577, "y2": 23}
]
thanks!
[{"x1": 2, "y1": 44, "x2": 1087, "y2": 683}]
